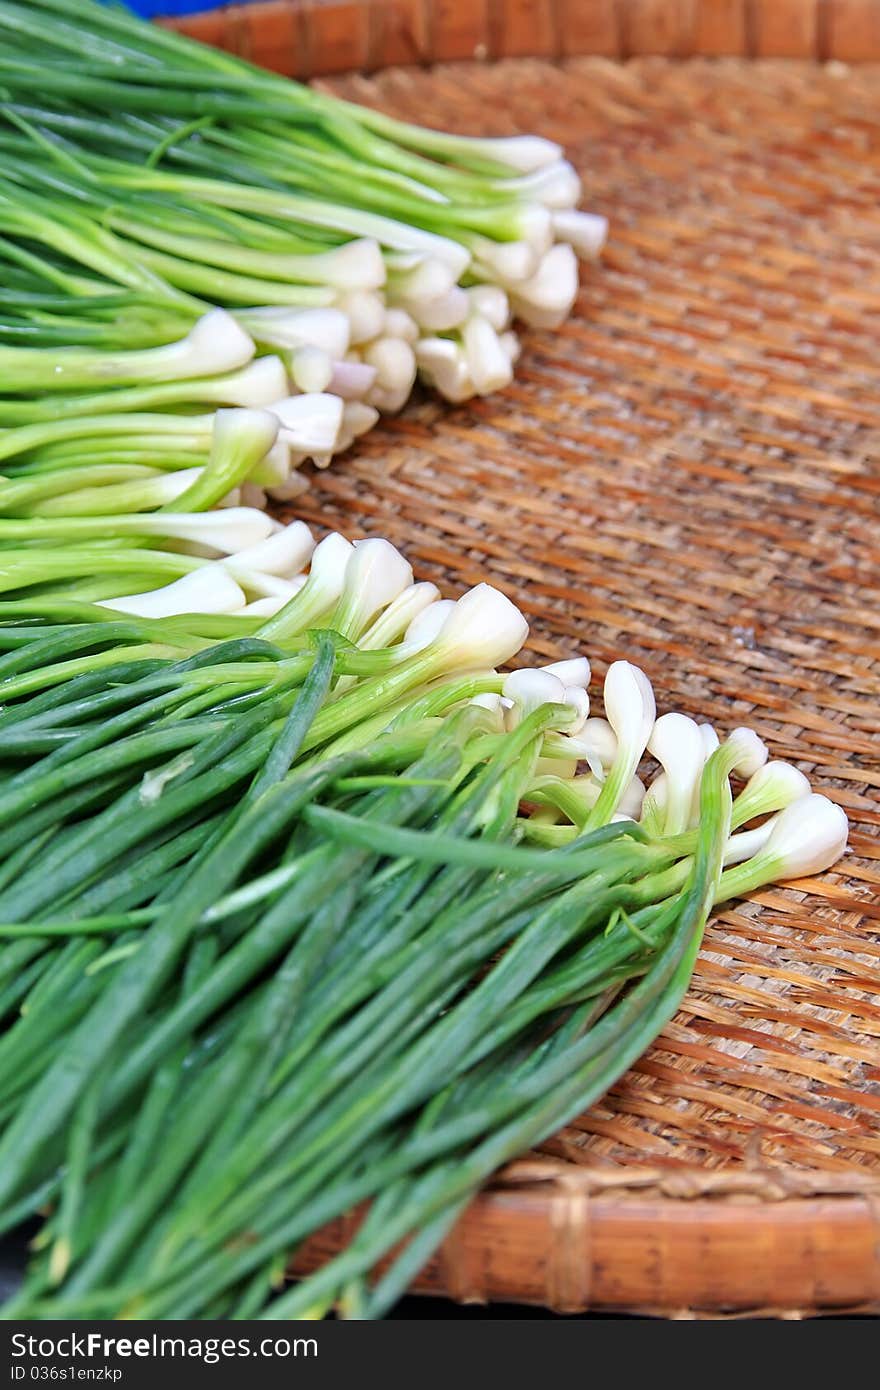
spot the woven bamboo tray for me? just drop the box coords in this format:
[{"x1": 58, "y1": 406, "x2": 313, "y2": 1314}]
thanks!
[{"x1": 168, "y1": 1, "x2": 880, "y2": 1316}]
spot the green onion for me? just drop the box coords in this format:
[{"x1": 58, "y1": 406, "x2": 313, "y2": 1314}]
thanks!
[
  {"x1": 0, "y1": 0, "x2": 605, "y2": 559},
  {"x1": 0, "y1": 603, "x2": 847, "y2": 1318}
]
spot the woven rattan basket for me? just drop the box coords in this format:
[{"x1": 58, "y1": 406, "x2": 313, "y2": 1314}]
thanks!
[{"x1": 168, "y1": 0, "x2": 880, "y2": 1317}]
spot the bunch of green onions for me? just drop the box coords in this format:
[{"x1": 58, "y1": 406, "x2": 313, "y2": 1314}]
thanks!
[
  {"x1": 0, "y1": 554, "x2": 847, "y2": 1318},
  {"x1": 0, "y1": 0, "x2": 606, "y2": 522},
  {"x1": 0, "y1": 0, "x2": 606, "y2": 614}
]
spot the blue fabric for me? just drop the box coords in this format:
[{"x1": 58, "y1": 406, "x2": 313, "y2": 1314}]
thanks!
[{"x1": 127, "y1": 0, "x2": 258, "y2": 16}]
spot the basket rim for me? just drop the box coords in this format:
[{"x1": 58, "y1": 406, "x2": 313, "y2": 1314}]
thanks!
[
  {"x1": 165, "y1": 0, "x2": 880, "y2": 73},
  {"x1": 294, "y1": 1161, "x2": 880, "y2": 1315}
]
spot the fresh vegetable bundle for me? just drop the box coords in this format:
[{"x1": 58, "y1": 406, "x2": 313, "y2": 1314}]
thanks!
[
  {"x1": 0, "y1": 0, "x2": 605, "y2": 531},
  {"x1": 0, "y1": 541, "x2": 847, "y2": 1318}
]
